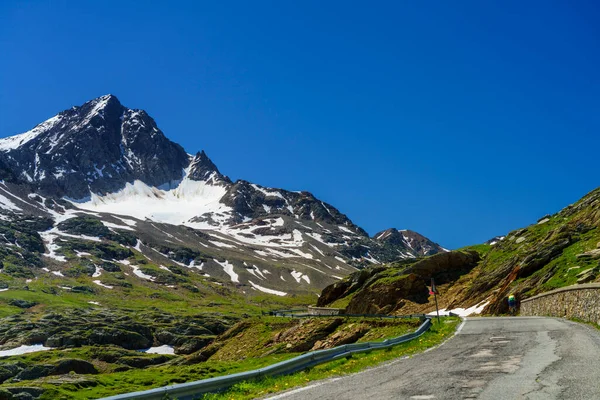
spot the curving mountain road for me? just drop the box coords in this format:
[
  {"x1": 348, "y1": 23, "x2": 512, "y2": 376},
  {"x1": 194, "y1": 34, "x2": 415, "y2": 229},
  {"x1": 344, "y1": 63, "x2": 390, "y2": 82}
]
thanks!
[{"x1": 266, "y1": 317, "x2": 600, "y2": 400}]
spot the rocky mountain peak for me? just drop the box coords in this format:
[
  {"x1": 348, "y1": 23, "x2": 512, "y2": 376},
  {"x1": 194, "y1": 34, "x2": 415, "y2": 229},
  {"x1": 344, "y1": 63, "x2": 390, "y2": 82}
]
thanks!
[
  {"x1": 0, "y1": 95, "x2": 189, "y2": 199},
  {"x1": 373, "y1": 228, "x2": 447, "y2": 257},
  {"x1": 188, "y1": 151, "x2": 230, "y2": 185}
]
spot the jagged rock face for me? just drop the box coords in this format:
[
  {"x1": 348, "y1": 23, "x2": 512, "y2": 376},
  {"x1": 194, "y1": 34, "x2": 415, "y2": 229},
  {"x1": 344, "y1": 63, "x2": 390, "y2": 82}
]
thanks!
[
  {"x1": 316, "y1": 266, "x2": 387, "y2": 307},
  {"x1": 0, "y1": 95, "x2": 189, "y2": 199},
  {"x1": 317, "y1": 250, "x2": 480, "y2": 314},
  {"x1": 373, "y1": 228, "x2": 446, "y2": 256},
  {"x1": 187, "y1": 151, "x2": 230, "y2": 185},
  {"x1": 402, "y1": 250, "x2": 480, "y2": 283},
  {"x1": 345, "y1": 273, "x2": 428, "y2": 314},
  {"x1": 219, "y1": 180, "x2": 360, "y2": 228}
]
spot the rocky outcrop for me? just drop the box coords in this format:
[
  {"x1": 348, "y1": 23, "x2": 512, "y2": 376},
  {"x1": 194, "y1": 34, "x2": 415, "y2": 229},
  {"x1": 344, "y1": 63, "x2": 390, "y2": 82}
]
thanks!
[
  {"x1": 0, "y1": 309, "x2": 233, "y2": 352},
  {"x1": 345, "y1": 273, "x2": 428, "y2": 314},
  {"x1": 577, "y1": 268, "x2": 598, "y2": 284},
  {"x1": 0, "y1": 359, "x2": 96, "y2": 384},
  {"x1": 317, "y1": 251, "x2": 480, "y2": 314},
  {"x1": 310, "y1": 323, "x2": 369, "y2": 350},
  {"x1": 273, "y1": 318, "x2": 344, "y2": 352},
  {"x1": 403, "y1": 250, "x2": 480, "y2": 283},
  {"x1": 316, "y1": 266, "x2": 387, "y2": 307}
]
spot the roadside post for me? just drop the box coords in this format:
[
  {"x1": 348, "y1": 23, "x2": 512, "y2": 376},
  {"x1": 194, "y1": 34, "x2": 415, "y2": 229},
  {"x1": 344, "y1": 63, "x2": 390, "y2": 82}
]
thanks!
[{"x1": 430, "y1": 278, "x2": 440, "y2": 323}]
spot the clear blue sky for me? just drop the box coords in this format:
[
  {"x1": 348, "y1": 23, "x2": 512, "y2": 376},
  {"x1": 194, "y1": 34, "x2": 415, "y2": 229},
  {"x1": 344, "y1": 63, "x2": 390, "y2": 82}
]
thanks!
[{"x1": 1, "y1": 1, "x2": 599, "y2": 249}]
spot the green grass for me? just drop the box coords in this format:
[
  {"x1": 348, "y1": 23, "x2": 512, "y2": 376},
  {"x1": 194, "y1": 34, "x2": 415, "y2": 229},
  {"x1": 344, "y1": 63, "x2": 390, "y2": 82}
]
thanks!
[
  {"x1": 522, "y1": 228, "x2": 600, "y2": 294},
  {"x1": 570, "y1": 317, "x2": 600, "y2": 331},
  {"x1": 0, "y1": 316, "x2": 432, "y2": 399},
  {"x1": 373, "y1": 273, "x2": 410, "y2": 287},
  {"x1": 357, "y1": 320, "x2": 417, "y2": 342},
  {"x1": 459, "y1": 243, "x2": 492, "y2": 256},
  {"x1": 327, "y1": 293, "x2": 354, "y2": 309},
  {"x1": 0, "y1": 269, "x2": 321, "y2": 321},
  {"x1": 4, "y1": 317, "x2": 433, "y2": 399},
  {"x1": 29, "y1": 351, "x2": 301, "y2": 400},
  {"x1": 202, "y1": 317, "x2": 459, "y2": 400}
]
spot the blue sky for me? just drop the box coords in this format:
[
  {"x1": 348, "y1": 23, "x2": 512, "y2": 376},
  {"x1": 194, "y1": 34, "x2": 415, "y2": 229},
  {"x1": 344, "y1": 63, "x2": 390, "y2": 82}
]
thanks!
[{"x1": 1, "y1": 1, "x2": 599, "y2": 249}]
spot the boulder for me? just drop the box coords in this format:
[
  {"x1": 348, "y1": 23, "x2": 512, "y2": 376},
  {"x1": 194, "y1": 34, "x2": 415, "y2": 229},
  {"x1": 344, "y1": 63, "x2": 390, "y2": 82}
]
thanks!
[
  {"x1": 88, "y1": 328, "x2": 151, "y2": 350},
  {"x1": 71, "y1": 286, "x2": 96, "y2": 294},
  {"x1": 576, "y1": 249, "x2": 600, "y2": 259},
  {"x1": 179, "y1": 342, "x2": 223, "y2": 365},
  {"x1": 274, "y1": 318, "x2": 344, "y2": 352},
  {"x1": 4, "y1": 388, "x2": 44, "y2": 400},
  {"x1": 116, "y1": 355, "x2": 170, "y2": 368},
  {"x1": 577, "y1": 268, "x2": 598, "y2": 284},
  {"x1": 174, "y1": 337, "x2": 212, "y2": 355},
  {"x1": 52, "y1": 359, "x2": 97, "y2": 375},
  {"x1": 45, "y1": 332, "x2": 86, "y2": 348},
  {"x1": 7, "y1": 300, "x2": 38, "y2": 309},
  {"x1": 100, "y1": 261, "x2": 121, "y2": 272},
  {"x1": 23, "y1": 330, "x2": 48, "y2": 345},
  {"x1": 310, "y1": 323, "x2": 369, "y2": 350},
  {"x1": 0, "y1": 363, "x2": 25, "y2": 384},
  {"x1": 155, "y1": 331, "x2": 176, "y2": 345},
  {"x1": 14, "y1": 365, "x2": 54, "y2": 381}
]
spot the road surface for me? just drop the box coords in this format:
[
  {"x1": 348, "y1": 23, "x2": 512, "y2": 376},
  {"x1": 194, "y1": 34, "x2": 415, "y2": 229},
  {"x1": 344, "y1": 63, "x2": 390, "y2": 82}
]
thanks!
[{"x1": 265, "y1": 317, "x2": 600, "y2": 400}]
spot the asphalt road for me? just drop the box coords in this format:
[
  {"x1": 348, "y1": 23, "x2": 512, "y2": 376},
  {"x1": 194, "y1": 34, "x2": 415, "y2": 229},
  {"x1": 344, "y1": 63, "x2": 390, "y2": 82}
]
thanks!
[{"x1": 265, "y1": 317, "x2": 600, "y2": 400}]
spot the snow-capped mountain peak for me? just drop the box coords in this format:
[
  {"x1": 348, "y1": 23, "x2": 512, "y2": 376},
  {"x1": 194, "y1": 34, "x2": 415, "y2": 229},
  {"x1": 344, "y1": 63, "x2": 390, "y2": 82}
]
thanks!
[
  {"x1": 0, "y1": 95, "x2": 448, "y2": 299},
  {"x1": 0, "y1": 114, "x2": 65, "y2": 152},
  {"x1": 0, "y1": 95, "x2": 189, "y2": 199},
  {"x1": 373, "y1": 228, "x2": 447, "y2": 257}
]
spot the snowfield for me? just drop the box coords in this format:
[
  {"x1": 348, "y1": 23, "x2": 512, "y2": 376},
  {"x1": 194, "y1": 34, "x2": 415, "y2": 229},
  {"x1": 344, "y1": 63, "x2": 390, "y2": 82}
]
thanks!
[
  {"x1": 428, "y1": 300, "x2": 490, "y2": 317},
  {"x1": 139, "y1": 345, "x2": 175, "y2": 355},
  {"x1": 76, "y1": 178, "x2": 231, "y2": 229},
  {"x1": 0, "y1": 344, "x2": 51, "y2": 358}
]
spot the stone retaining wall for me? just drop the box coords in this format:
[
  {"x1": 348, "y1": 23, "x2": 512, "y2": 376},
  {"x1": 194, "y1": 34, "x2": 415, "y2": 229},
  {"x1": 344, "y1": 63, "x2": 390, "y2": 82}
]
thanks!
[
  {"x1": 307, "y1": 306, "x2": 345, "y2": 316},
  {"x1": 520, "y1": 283, "x2": 600, "y2": 325}
]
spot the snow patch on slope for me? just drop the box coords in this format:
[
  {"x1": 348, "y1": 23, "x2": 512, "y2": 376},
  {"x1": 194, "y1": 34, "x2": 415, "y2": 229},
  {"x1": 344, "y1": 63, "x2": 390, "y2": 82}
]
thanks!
[
  {"x1": 0, "y1": 344, "x2": 52, "y2": 358},
  {"x1": 214, "y1": 259, "x2": 238, "y2": 283},
  {"x1": 0, "y1": 115, "x2": 63, "y2": 152},
  {"x1": 76, "y1": 177, "x2": 231, "y2": 229},
  {"x1": 248, "y1": 280, "x2": 287, "y2": 296}
]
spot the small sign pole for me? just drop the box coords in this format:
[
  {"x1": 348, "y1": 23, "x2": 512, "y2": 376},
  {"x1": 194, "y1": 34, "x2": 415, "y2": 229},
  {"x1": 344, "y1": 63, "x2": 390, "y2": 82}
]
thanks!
[{"x1": 431, "y1": 278, "x2": 440, "y2": 323}]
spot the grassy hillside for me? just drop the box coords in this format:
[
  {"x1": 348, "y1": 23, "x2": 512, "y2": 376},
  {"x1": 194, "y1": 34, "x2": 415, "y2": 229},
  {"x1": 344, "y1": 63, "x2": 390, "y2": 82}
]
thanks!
[
  {"x1": 0, "y1": 316, "x2": 426, "y2": 399},
  {"x1": 318, "y1": 188, "x2": 600, "y2": 316}
]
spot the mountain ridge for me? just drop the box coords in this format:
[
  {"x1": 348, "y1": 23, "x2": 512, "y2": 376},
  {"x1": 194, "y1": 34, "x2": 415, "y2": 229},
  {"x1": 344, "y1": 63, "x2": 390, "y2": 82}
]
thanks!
[{"x1": 0, "y1": 95, "x2": 447, "y2": 302}]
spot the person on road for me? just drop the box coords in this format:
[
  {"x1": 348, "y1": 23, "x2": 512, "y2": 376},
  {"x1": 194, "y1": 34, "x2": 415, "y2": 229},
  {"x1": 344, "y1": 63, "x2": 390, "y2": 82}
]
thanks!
[{"x1": 508, "y1": 293, "x2": 517, "y2": 315}]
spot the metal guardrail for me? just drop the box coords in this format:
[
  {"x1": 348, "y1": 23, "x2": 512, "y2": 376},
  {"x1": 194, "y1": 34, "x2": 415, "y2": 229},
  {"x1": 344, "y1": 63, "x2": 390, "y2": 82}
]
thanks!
[
  {"x1": 100, "y1": 317, "x2": 433, "y2": 400},
  {"x1": 266, "y1": 310, "x2": 428, "y2": 320}
]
